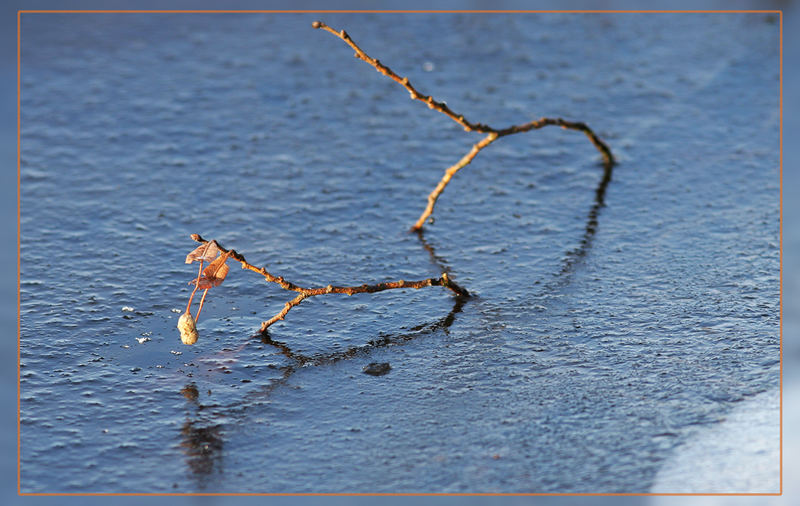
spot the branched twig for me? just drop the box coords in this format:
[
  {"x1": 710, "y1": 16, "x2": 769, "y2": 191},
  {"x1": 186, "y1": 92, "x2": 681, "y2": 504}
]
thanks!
[
  {"x1": 312, "y1": 20, "x2": 615, "y2": 231},
  {"x1": 177, "y1": 23, "x2": 617, "y2": 344},
  {"x1": 189, "y1": 234, "x2": 469, "y2": 333}
]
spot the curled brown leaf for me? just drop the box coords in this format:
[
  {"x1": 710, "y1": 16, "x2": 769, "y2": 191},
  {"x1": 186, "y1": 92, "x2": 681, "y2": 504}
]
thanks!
[
  {"x1": 189, "y1": 250, "x2": 232, "y2": 289},
  {"x1": 185, "y1": 240, "x2": 221, "y2": 264}
]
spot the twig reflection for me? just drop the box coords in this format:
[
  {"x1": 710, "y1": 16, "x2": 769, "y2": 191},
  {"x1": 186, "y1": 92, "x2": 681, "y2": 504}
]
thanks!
[
  {"x1": 178, "y1": 383, "x2": 225, "y2": 489},
  {"x1": 558, "y1": 159, "x2": 614, "y2": 276},
  {"x1": 545, "y1": 163, "x2": 614, "y2": 291},
  {"x1": 259, "y1": 293, "x2": 467, "y2": 368}
]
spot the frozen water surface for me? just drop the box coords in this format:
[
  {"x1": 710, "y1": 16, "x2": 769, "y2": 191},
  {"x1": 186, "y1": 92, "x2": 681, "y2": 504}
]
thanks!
[{"x1": 19, "y1": 13, "x2": 779, "y2": 493}]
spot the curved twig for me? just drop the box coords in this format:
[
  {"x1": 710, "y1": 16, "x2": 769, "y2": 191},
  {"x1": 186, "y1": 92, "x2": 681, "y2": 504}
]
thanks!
[
  {"x1": 312, "y1": 20, "x2": 615, "y2": 231},
  {"x1": 412, "y1": 132, "x2": 498, "y2": 230},
  {"x1": 189, "y1": 234, "x2": 469, "y2": 333}
]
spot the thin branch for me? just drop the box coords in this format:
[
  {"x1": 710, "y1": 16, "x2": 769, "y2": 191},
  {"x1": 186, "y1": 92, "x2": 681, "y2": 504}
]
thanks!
[
  {"x1": 195, "y1": 288, "x2": 209, "y2": 321},
  {"x1": 261, "y1": 293, "x2": 309, "y2": 331},
  {"x1": 185, "y1": 259, "x2": 204, "y2": 313},
  {"x1": 189, "y1": 234, "x2": 469, "y2": 333},
  {"x1": 411, "y1": 132, "x2": 498, "y2": 230},
  {"x1": 312, "y1": 21, "x2": 493, "y2": 133},
  {"x1": 313, "y1": 20, "x2": 615, "y2": 230},
  {"x1": 494, "y1": 117, "x2": 614, "y2": 167}
]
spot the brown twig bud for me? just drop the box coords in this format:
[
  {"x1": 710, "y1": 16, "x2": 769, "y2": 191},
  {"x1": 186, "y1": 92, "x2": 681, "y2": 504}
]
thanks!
[{"x1": 178, "y1": 311, "x2": 198, "y2": 345}]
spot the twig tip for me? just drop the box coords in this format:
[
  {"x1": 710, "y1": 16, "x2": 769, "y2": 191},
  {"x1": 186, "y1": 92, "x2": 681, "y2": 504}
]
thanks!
[{"x1": 311, "y1": 21, "x2": 322, "y2": 29}]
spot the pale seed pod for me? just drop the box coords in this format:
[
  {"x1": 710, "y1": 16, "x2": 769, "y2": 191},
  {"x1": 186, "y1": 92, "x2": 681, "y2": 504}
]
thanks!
[{"x1": 178, "y1": 311, "x2": 198, "y2": 345}]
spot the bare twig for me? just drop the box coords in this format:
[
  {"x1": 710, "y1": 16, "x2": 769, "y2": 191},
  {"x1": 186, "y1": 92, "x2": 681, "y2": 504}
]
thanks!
[
  {"x1": 185, "y1": 259, "x2": 204, "y2": 314},
  {"x1": 189, "y1": 234, "x2": 469, "y2": 333},
  {"x1": 412, "y1": 132, "x2": 498, "y2": 230},
  {"x1": 312, "y1": 20, "x2": 615, "y2": 231},
  {"x1": 195, "y1": 288, "x2": 209, "y2": 321}
]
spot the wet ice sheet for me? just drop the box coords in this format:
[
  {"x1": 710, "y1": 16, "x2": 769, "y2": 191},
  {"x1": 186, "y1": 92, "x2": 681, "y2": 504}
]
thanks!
[{"x1": 20, "y1": 13, "x2": 779, "y2": 492}]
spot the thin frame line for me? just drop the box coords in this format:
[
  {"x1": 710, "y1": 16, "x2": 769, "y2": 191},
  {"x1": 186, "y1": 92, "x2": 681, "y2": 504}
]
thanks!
[{"x1": 16, "y1": 8, "x2": 784, "y2": 496}]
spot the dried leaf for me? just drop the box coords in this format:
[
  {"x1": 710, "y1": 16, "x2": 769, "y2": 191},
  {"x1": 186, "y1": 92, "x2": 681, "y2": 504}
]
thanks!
[
  {"x1": 188, "y1": 276, "x2": 215, "y2": 290},
  {"x1": 201, "y1": 250, "x2": 231, "y2": 287},
  {"x1": 185, "y1": 240, "x2": 221, "y2": 264}
]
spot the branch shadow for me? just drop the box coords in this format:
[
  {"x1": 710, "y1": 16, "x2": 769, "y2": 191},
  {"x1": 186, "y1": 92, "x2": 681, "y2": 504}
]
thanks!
[
  {"x1": 540, "y1": 159, "x2": 615, "y2": 292},
  {"x1": 177, "y1": 383, "x2": 225, "y2": 490},
  {"x1": 561, "y1": 160, "x2": 615, "y2": 272},
  {"x1": 259, "y1": 293, "x2": 467, "y2": 369}
]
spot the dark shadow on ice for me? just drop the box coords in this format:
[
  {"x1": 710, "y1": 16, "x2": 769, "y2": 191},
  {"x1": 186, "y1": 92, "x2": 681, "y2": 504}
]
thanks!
[
  {"x1": 179, "y1": 383, "x2": 225, "y2": 488},
  {"x1": 559, "y1": 159, "x2": 614, "y2": 276},
  {"x1": 412, "y1": 227, "x2": 453, "y2": 274},
  {"x1": 259, "y1": 293, "x2": 467, "y2": 368}
]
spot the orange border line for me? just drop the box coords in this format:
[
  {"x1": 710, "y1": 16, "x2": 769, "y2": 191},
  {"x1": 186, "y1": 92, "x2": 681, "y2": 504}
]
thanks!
[
  {"x1": 16, "y1": 9, "x2": 784, "y2": 14},
  {"x1": 778, "y1": 9, "x2": 784, "y2": 498},
  {"x1": 17, "y1": 9, "x2": 784, "y2": 497},
  {"x1": 16, "y1": 8, "x2": 22, "y2": 499}
]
